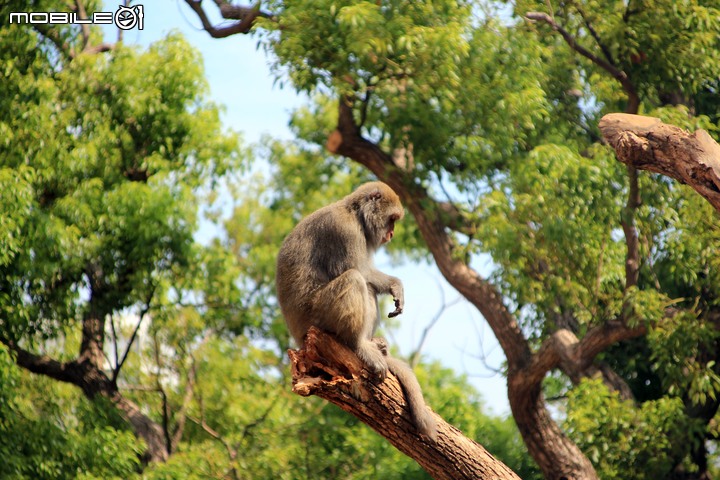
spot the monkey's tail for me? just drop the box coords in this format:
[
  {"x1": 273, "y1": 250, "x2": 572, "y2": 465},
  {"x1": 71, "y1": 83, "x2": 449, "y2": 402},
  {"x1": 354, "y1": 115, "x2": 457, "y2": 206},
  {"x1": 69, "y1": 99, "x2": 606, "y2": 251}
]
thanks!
[{"x1": 386, "y1": 356, "x2": 438, "y2": 442}]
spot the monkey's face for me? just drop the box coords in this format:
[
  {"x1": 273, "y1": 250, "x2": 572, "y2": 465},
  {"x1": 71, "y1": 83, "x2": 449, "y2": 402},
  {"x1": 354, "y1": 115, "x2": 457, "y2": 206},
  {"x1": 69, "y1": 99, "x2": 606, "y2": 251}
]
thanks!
[{"x1": 381, "y1": 213, "x2": 401, "y2": 244}]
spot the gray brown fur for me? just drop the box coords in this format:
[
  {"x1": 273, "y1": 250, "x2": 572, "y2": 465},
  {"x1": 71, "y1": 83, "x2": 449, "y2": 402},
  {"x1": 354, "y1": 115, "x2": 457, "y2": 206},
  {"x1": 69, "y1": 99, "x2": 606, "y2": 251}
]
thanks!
[{"x1": 276, "y1": 181, "x2": 438, "y2": 441}]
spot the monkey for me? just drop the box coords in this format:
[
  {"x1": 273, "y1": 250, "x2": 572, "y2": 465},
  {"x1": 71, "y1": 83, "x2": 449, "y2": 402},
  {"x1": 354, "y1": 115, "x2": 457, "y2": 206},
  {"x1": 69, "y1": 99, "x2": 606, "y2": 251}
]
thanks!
[{"x1": 276, "y1": 181, "x2": 438, "y2": 442}]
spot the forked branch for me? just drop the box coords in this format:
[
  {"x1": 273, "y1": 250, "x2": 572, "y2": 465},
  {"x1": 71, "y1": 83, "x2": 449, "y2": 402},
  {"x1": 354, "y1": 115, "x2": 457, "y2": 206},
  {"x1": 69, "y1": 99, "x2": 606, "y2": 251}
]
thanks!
[{"x1": 526, "y1": 11, "x2": 639, "y2": 112}]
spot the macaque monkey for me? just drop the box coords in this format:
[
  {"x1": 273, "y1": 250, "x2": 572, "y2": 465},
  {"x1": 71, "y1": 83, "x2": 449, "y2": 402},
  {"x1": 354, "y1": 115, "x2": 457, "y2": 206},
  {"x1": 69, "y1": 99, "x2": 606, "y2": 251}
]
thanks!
[{"x1": 276, "y1": 181, "x2": 438, "y2": 441}]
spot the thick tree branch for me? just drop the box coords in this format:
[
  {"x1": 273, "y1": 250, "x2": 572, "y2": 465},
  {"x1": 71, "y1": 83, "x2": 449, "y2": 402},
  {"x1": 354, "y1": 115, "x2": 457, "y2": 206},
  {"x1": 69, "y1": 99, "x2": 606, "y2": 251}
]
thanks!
[
  {"x1": 3, "y1": 338, "x2": 81, "y2": 384},
  {"x1": 599, "y1": 113, "x2": 720, "y2": 212},
  {"x1": 75, "y1": 0, "x2": 92, "y2": 51},
  {"x1": 1, "y1": 337, "x2": 169, "y2": 463},
  {"x1": 289, "y1": 328, "x2": 521, "y2": 480},
  {"x1": 184, "y1": 0, "x2": 273, "y2": 38}
]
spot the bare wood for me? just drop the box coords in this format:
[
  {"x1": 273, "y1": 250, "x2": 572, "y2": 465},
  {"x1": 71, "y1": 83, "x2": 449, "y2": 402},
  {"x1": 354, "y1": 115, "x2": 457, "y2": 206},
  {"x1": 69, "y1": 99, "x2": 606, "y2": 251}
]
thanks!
[
  {"x1": 289, "y1": 327, "x2": 521, "y2": 480},
  {"x1": 600, "y1": 113, "x2": 720, "y2": 212}
]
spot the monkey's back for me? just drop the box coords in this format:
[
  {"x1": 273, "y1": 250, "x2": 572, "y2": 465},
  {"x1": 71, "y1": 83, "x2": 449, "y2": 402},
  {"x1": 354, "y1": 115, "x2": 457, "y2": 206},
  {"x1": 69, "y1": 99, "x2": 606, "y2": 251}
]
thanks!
[{"x1": 276, "y1": 200, "x2": 366, "y2": 343}]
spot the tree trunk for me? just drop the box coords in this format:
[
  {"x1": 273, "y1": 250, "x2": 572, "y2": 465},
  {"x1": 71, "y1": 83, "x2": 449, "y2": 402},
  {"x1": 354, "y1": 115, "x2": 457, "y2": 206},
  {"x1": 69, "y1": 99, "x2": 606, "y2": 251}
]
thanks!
[
  {"x1": 508, "y1": 374, "x2": 598, "y2": 480},
  {"x1": 599, "y1": 113, "x2": 720, "y2": 213},
  {"x1": 289, "y1": 327, "x2": 522, "y2": 480}
]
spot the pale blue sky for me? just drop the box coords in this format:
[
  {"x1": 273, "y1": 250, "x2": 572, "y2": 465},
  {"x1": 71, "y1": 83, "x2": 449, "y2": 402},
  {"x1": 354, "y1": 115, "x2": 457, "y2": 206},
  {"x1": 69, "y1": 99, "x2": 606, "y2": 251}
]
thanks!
[{"x1": 108, "y1": 0, "x2": 510, "y2": 415}]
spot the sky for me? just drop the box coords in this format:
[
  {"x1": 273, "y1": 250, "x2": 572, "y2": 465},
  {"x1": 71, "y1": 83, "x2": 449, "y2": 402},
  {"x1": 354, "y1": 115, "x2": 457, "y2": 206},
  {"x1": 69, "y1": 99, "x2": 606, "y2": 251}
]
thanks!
[{"x1": 105, "y1": 0, "x2": 510, "y2": 415}]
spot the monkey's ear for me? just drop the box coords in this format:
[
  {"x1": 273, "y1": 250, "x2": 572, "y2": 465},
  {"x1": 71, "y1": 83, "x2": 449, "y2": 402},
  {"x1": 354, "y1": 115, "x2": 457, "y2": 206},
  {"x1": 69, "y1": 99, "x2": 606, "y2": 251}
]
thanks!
[{"x1": 366, "y1": 189, "x2": 382, "y2": 202}]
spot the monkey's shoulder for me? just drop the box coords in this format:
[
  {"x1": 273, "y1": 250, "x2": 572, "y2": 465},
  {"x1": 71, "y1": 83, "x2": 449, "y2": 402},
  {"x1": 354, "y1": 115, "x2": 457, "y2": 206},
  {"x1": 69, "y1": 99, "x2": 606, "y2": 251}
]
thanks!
[{"x1": 296, "y1": 204, "x2": 362, "y2": 243}]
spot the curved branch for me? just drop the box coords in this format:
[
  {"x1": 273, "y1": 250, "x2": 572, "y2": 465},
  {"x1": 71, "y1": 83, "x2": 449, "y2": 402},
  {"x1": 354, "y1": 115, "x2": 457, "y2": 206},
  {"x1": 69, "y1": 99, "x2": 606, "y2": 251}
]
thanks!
[
  {"x1": 1, "y1": 337, "x2": 169, "y2": 463},
  {"x1": 289, "y1": 328, "x2": 521, "y2": 480},
  {"x1": 184, "y1": 0, "x2": 273, "y2": 38},
  {"x1": 324, "y1": 98, "x2": 602, "y2": 479}
]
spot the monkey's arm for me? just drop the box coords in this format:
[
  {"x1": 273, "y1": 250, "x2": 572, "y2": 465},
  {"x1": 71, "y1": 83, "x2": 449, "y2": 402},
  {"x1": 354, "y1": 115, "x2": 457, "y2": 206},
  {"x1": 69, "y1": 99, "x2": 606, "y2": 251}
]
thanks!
[{"x1": 366, "y1": 270, "x2": 404, "y2": 317}]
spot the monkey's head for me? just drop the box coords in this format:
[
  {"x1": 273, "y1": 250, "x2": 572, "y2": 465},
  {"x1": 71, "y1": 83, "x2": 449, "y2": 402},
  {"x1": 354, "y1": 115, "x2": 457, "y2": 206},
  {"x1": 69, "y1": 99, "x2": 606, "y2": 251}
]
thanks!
[{"x1": 347, "y1": 182, "x2": 405, "y2": 249}]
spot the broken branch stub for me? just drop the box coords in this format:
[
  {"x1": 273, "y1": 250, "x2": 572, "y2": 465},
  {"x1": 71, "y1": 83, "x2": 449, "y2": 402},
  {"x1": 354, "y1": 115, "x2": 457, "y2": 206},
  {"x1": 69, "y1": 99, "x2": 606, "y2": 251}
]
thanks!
[{"x1": 287, "y1": 327, "x2": 521, "y2": 480}]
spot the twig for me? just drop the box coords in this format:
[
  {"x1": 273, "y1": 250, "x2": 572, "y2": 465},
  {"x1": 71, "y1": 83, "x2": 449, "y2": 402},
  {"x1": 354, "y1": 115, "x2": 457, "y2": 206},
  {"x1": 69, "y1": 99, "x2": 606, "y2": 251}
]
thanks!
[
  {"x1": 113, "y1": 285, "x2": 156, "y2": 382},
  {"x1": 525, "y1": 11, "x2": 639, "y2": 112},
  {"x1": 410, "y1": 277, "x2": 462, "y2": 367}
]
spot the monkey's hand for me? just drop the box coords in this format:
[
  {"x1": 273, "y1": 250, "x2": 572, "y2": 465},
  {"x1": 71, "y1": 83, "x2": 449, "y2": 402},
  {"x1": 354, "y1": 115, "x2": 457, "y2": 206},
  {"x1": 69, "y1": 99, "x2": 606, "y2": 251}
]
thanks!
[
  {"x1": 388, "y1": 300, "x2": 403, "y2": 318},
  {"x1": 388, "y1": 283, "x2": 404, "y2": 318}
]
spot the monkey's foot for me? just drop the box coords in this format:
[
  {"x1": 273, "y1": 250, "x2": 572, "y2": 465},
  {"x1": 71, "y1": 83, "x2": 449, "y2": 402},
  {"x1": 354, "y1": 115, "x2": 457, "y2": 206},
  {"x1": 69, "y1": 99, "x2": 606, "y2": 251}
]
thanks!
[
  {"x1": 372, "y1": 337, "x2": 388, "y2": 356},
  {"x1": 358, "y1": 341, "x2": 388, "y2": 382}
]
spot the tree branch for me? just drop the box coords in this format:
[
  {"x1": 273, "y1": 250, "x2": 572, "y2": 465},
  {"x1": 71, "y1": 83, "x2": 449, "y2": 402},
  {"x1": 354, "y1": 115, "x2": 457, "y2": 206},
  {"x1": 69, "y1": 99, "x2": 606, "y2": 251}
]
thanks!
[
  {"x1": 574, "y1": 5, "x2": 615, "y2": 67},
  {"x1": 327, "y1": 97, "x2": 477, "y2": 236},
  {"x1": 599, "y1": 113, "x2": 720, "y2": 212},
  {"x1": 410, "y1": 282, "x2": 461, "y2": 368},
  {"x1": 622, "y1": 165, "x2": 641, "y2": 291},
  {"x1": 526, "y1": 11, "x2": 639, "y2": 113},
  {"x1": 2, "y1": 338, "x2": 82, "y2": 385},
  {"x1": 32, "y1": 24, "x2": 73, "y2": 61},
  {"x1": 1, "y1": 336, "x2": 169, "y2": 463},
  {"x1": 525, "y1": 320, "x2": 646, "y2": 389},
  {"x1": 187, "y1": 414, "x2": 239, "y2": 479},
  {"x1": 183, "y1": 0, "x2": 273, "y2": 38},
  {"x1": 171, "y1": 335, "x2": 210, "y2": 451},
  {"x1": 113, "y1": 294, "x2": 153, "y2": 382},
  {"x1": 289, "y1": 328, "x2": 521, "y2": 480}
]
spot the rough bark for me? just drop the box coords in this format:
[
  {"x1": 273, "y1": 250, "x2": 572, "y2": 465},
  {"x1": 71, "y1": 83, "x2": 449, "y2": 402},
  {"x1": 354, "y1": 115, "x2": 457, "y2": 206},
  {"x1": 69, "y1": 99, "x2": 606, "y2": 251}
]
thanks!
[
  {"x1": 289, "y1": 327, "x2": 521, "y2": 480},
  {"x1": 599, "y1": 113, "x2": 720, "y2": 213}
]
